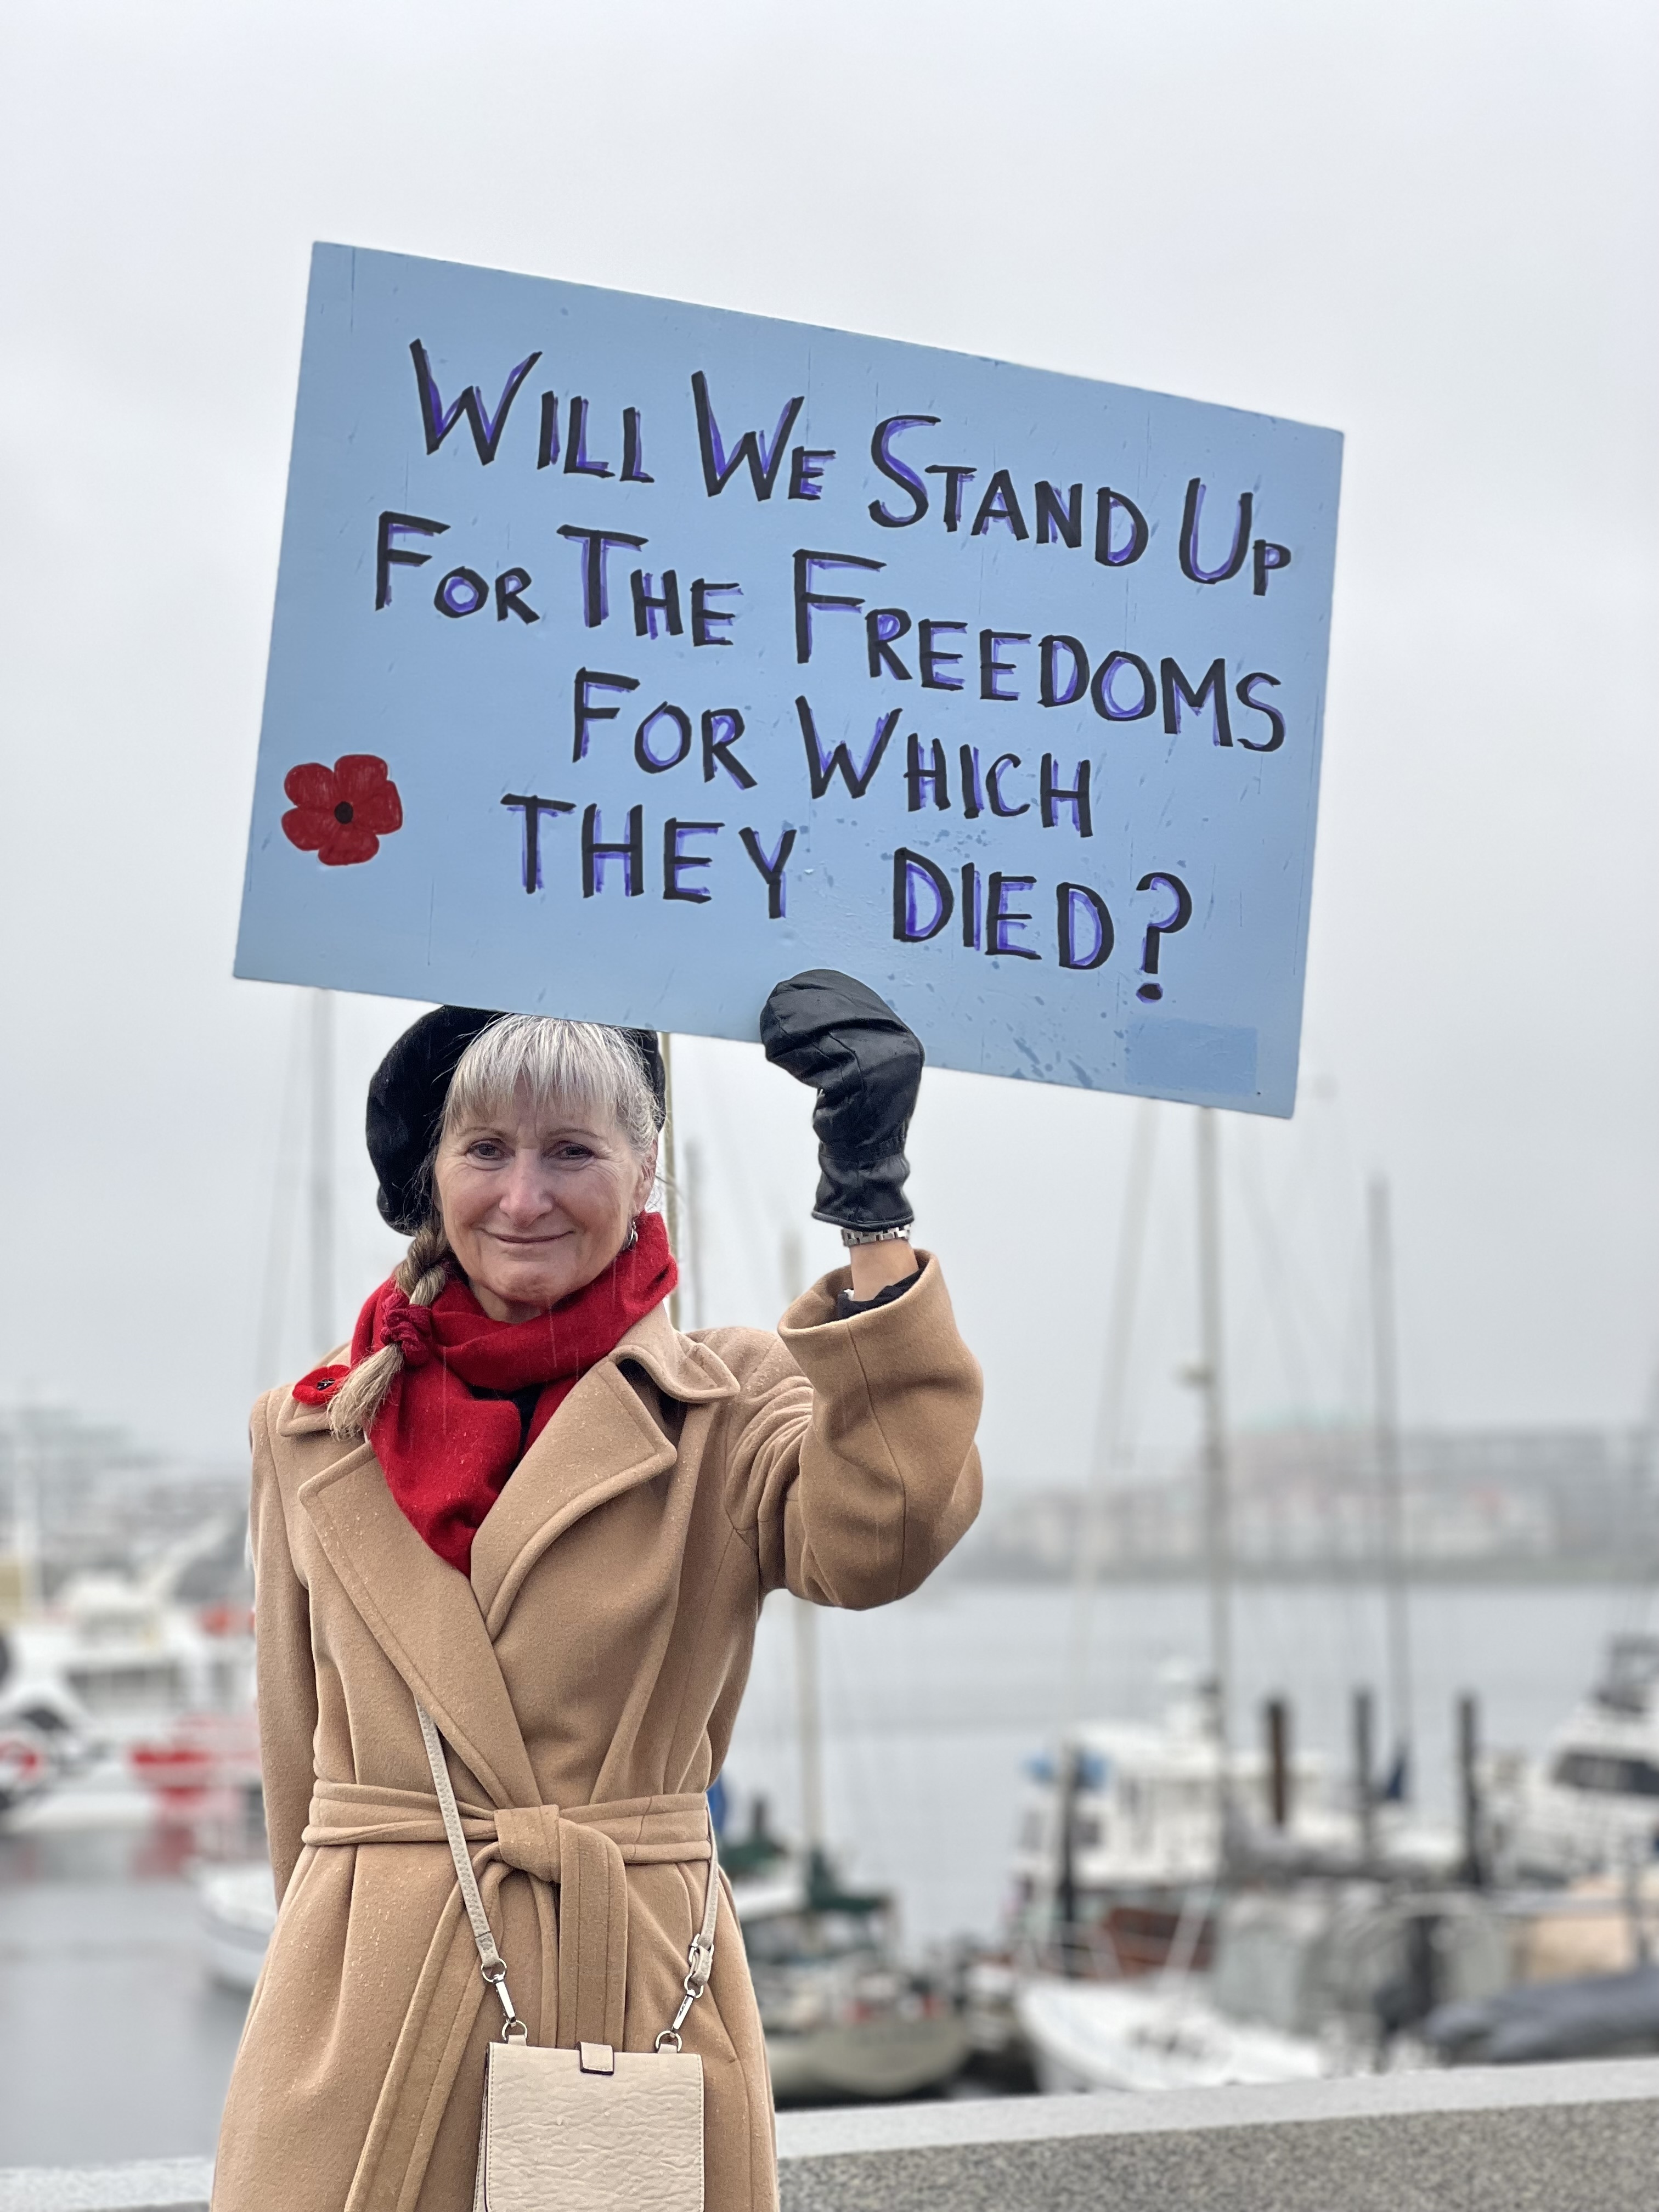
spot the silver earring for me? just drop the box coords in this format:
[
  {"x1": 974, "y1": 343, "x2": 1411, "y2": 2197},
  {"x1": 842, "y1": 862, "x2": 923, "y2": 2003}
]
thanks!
[{"x1": 625, "y1": 1216, "x2": 640, "y2": 1250}]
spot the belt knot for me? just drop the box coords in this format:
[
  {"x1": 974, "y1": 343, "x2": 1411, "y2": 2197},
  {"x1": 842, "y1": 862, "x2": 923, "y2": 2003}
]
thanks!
[{"x1": 495, "y1": 1803, "x2": 563, "y2": 1882}]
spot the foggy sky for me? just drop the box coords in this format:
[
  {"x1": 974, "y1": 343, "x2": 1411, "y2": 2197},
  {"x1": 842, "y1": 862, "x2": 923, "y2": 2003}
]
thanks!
[{"x1": 1, "y1": 0, "x2": 1654, "y2": 1492}]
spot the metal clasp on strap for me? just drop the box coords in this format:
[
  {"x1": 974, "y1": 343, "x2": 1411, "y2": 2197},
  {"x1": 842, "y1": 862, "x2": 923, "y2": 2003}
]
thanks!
[
  {"x1": 482, "y1": 1955, "x2": 527, "y2": 2042},
  {"x1": 656, "y1": 1816, "x2": 723, "y2": 2051},
  {"x1": 654, "y1": 1929, "x2": 716, "y2": 2052}
]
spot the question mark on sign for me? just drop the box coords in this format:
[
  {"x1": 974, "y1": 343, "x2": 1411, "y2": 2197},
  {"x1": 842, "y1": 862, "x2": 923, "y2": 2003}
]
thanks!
[{"x1": 1135, "y1": 872, "x2": 1193, "y2": 1001}]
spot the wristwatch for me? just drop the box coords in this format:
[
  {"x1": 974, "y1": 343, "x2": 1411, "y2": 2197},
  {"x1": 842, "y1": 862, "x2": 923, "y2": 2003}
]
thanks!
[{"x1": 839, "y1": 1225, "x2": 913, "y2": 1246}]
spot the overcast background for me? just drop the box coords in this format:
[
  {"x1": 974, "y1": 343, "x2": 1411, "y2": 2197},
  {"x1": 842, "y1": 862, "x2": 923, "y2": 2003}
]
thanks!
[{"x1": 1, "y1": 0, "x2": 1654, "y2": 1491}]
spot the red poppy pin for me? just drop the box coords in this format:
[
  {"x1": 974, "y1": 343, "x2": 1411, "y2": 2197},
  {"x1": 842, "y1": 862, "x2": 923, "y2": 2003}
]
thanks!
[
  {"x1": 293, "y1": 1365, "x2": 350, "y2": 1406},
  {"x1": 281, "y1": 755, "x2": 403, "y2": 866}
]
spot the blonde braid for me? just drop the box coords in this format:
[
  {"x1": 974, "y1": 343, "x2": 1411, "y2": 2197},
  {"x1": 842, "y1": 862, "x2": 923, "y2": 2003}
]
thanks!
[{"x1": 328, "y1": 1215, "x2": 452, "y2": 1440}]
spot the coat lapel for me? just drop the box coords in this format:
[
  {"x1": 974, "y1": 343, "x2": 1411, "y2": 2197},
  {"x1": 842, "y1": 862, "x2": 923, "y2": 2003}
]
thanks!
[
  {"x1": 295, "y1": 1434, "x2": 538, "y2": 1807},
  {"x1": 469, "y1": 1308, "x2": 740, "y2": 1638}
]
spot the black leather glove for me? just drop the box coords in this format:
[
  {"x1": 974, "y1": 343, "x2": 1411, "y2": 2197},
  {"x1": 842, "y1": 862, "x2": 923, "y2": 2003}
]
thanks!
[{"x1": 759, "y1": 971, "x2": 923, "y2": 1233}]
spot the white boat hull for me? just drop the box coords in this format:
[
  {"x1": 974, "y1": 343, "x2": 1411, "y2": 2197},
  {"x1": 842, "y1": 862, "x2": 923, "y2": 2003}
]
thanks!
[
  {"x1": 198, "y1": 1863, "x2": 277, "y2": 1993},
  {"x1": 1017, "y1": 1973, "x2": 1328, "y2": 2095}
]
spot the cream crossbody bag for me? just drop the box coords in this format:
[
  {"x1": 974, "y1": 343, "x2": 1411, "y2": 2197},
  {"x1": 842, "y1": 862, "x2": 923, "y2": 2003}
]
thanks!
[{"x1": 416, "y1": 1703, "x2": 718, "y2": 2212}]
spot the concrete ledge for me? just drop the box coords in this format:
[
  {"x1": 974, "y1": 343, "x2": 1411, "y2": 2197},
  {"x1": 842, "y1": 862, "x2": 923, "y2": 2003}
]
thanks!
[
  {"x1": 0, "y1": 2163, "x2": 211, "y2": 2212},
  {"x1": 775, "y1": 2058, "x2": 1659, "y2": 2211},
  {"x1": 7, "y1": 2062, "x2": 1659, "y2": 2212}
]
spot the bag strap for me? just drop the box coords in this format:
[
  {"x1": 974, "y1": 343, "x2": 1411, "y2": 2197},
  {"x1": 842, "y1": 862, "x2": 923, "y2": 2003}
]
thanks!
[
  {"x1": 414, "y1": 1700, "x2": 720, "y2": 2051},
  {"x1": 415, "y1": 1701, "x2": 526, "y2": 2040}
]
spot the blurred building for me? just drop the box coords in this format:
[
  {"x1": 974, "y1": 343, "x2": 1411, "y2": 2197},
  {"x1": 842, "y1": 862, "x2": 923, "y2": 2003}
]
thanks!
[
  {"x1": 0, "y1": 1403, "x2": 249, "y2": 1619},
  {"x1": 959, "y1": 1424, "x2": 1659, "y2": 1581}
]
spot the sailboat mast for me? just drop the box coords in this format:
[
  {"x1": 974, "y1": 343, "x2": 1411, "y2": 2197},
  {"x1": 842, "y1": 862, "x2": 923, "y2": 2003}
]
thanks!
[
  {"x1": 1064, "y1": 1100, "x2": 1159, "y2": 1724},
  {"x1": 12, "y1": 1417, "x2": 42, "y2": 1621},
  {"x1": 1195, "y1": 1108, "x2": 1233, "y2": 1767},
  {"x1": 658, "y1": 1033, "x2": 681, "y2": 1329},
  {"x1": 308, "y1": 990, "x2": 335, "y2": 1355},
  {"x1": 794, "y1": 1598, "x2": 827, "y2": 1863},
  {"x1": 1368, "y1": 1173, "x2": 1413, "y2": 1795},
  {"x1": 684, "y1": 1139, "x2": 707, "y2": 1334}
]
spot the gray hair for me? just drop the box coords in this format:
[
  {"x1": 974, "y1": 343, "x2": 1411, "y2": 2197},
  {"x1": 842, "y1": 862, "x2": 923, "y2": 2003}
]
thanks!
[
  {"x1": 440, "y1": 1015, "x2": 659, "y2": 1160},
  {"x1": 329, "y1": 1015, "x2": 661, "y2": 1441}
]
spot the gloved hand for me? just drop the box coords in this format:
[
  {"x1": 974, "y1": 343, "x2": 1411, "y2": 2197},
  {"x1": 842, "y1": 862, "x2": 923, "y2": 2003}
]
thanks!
[{"x1": 759, "y1": 971, "x2": 923, "y2": 1233}]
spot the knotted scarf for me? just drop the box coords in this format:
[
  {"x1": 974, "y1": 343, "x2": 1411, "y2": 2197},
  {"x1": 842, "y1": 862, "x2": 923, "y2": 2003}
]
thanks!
[{"x1": 344, "y1": 1211, "x2": 678, "y2": 1572}]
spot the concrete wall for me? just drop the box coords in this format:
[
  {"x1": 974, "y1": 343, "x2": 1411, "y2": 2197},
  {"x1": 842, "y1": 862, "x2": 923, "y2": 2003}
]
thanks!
[
  {"x1": 0, "y1": 2164, "x2": 212, "y2": 2212},
  {"x1": 777, "y1": 2061, "x2": 1659, "y2": 2211},
  {"x1": 5, "y1": 2060, "x2": 1659, "y2": 2212}
]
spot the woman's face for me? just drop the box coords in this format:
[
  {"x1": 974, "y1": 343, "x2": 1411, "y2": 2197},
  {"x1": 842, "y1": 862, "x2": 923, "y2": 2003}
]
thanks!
[{"x1": 433, "y1": 1088, "x2": 656, "y2": 1324}]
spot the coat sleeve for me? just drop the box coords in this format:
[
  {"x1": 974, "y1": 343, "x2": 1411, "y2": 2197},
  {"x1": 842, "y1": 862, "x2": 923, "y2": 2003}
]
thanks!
[
  {"x1": 723, "y1": 1252, "x2": 983, "y2": 1608},
  {"x1": 249, "y1": 1391, "x2": 319, "y2": 1905}
]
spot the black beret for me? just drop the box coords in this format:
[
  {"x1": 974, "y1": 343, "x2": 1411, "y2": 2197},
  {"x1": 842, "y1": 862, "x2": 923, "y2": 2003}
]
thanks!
[{"x1": 367, "y1": 1007, "x2": 668, "y2": 1235}]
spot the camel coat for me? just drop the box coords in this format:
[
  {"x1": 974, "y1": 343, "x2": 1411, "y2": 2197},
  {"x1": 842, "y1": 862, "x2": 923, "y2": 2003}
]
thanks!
[{"x1": 212, "y1": 1254, "x2": 981, "y2": 2212}]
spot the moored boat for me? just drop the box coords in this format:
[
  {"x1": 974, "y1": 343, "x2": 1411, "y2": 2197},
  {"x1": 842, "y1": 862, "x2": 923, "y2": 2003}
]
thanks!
[{"x1": 1489, "y1": 1634, "x2": 1659, "y2": 1880}]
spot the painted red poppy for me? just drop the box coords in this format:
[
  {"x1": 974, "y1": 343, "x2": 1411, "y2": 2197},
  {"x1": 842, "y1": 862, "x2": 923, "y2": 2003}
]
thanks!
[
  {"x1": 281, "y1": 755, "x2": 404, "y2": 866},
  {"x1": 293, "y1": 1365, "x2": 349, "y2": 1406}
]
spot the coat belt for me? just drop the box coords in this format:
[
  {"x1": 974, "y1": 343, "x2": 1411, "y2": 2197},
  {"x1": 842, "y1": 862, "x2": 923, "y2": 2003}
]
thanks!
[{"x1": 302, "y1": 1776, "x2": 713, "y2": 2208}]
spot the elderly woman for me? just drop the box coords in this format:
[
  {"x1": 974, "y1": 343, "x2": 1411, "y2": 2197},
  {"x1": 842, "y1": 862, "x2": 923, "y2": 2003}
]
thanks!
[{"x1": 212, "y1": 972, "x2": 982, "y2": 2212}]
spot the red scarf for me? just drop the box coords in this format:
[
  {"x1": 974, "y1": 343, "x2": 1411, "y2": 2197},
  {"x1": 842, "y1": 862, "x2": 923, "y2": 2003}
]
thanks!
[{"x1": 346, "y1": 1212, "x2": 677, "y2": 1573}]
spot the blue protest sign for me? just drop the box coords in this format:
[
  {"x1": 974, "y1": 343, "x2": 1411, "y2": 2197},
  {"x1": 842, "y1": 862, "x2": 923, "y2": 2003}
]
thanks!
[{"x1": 235, "y1": 245, "x2": 1341, "y2": 1114}]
